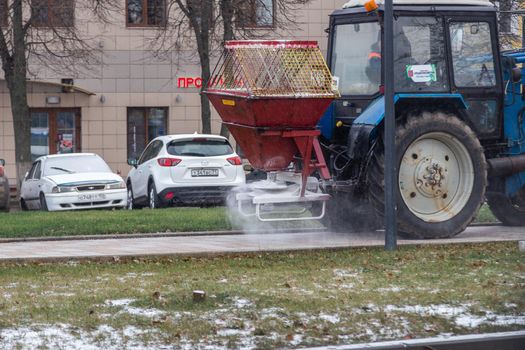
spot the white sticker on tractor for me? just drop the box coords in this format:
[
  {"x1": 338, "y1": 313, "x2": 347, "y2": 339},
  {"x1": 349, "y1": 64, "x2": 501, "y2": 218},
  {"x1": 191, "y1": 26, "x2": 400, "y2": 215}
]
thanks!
[{"x1": 406, "y1": 64, "x2": 437, "y2": 83}]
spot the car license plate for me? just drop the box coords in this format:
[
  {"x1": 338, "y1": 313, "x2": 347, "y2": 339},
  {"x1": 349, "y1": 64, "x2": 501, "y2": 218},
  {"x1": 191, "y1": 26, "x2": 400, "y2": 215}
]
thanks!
[
  {"x1": 191, "y1": 168, "x2": 219, "y2": 177},
  {"x1": 78, "y1": 193, "x2": 106, "y2": 201}
]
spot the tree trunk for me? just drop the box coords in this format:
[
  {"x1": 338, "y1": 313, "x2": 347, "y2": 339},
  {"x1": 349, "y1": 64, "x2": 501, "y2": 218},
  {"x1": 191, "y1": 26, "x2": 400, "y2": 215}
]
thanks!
[
  {"x1": 195, "y1": 0, "x2": 212, "y2": 134},
  {"x1": 199, "y1": 68, "x2": 212, "y2": 134},
  {"x1": 1, "y1": 0, "x2": 32, "y2": 188},
  {"x1": 219, "y1": 0, "x2": 234, "y2": 138},
  {"x1": 6, "y1": 79, "x2": 32, "y2": 188},
  {"x1": 499, "y1": 0, "x2": 512, "y2": 34}
]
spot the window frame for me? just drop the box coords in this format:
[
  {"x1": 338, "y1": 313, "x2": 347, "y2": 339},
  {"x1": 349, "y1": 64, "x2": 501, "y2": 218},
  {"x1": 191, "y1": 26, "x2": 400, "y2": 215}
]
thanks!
[
  {"x1": 448, "y1": 20, "x2": 497, "y2": 89},
  {"x1": 138, "y1": 140, "x2": 163, "y2": 165},
  {"x1": 30, "y1": 108, "x2": 82, "y2": 160},
  {"x1": 31, "y1": 0, "x2": 75, "y2": 28},
  {"x1": 444, "y1": 14, "x2": 503, "y2": 140},
  {"x1": 392, "y1": 15, "x2": 450, "y2": 93},
  {"x1": 34, "y1": 161, "x2": 42, "y2": 180},
  {"x1": 330, "y1": 20, "x2": 383, "y2": 97},
  {"x1": 126, "y1": 0, "x2": 167, "y2": 28},
  {"x1": 327, "y1": 14, "x2": 382, "y2": 99},
  {"x1": 236, "y1": 0, "x2": 276, "y2": 28},
  {"x1": 127, "y1": 107, "x2": 168, "y2": 160},
  {"x1": 27, "y1": 162, "x2": 38, "y2": 180}
]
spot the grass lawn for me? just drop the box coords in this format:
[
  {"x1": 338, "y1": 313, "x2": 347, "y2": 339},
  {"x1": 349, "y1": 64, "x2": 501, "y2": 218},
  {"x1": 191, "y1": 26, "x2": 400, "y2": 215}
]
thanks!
[
  {"x1": 0, "y1": 208, "x2": 232, "y2": 238},
  {"x1": 0, "y1": 242, "x2": 523, "y2": 348},
  {"x1": 0, "y1": 206, "x2": 323, "y2": 239},
  {"x1": 474, "y1": 204, "x2": 498, "y2": 224},
  {"x1": 0, "y1": 203, "x2": 498, "y2": 239}
]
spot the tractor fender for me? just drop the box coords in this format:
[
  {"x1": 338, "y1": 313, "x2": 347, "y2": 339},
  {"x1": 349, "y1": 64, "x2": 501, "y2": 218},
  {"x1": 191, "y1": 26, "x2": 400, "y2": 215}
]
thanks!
[
  {"x1": 353, "y1": 93, "x2": 468, "y2": 127},
  {"x1": 347, "y1": 93, "x2": 468, "y2": 162}
]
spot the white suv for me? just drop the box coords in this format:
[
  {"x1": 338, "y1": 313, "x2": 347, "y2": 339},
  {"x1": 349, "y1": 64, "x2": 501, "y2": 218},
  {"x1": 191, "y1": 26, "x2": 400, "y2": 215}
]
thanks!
[{"x1": 126, "y1": 134, "x2": 245, "y2": 209}]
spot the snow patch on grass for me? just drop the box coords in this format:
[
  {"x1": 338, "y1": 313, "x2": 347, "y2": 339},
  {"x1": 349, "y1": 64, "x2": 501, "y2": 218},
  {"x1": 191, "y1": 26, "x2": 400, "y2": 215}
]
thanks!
[
  {"x1": 385, "y1": 304, "x2": 525, "y2": 328},
  {"x1": 104, "y1": 299, "x2": 166, "y2": 319},
  {"x1": 231, "y1": 297, "x2": 253, "y2": 309},
  {"x1": 333, "y1": 269, "x2": 359, "y2": 278},
  {"x1": 105, "y1": 298, "x2": 134, "y2": 307},
  {"x1": 0, "y1": 324, "x2": 167, "y2": 350},
  {"x1": 319, "y1": 313, "x2": 340, "y2": 324},
  {"x1": 41, "y1": 291, "x2": 76, "y2": 297},
  {"x1": 376, "y1": 286, "x2": 403, "y2": 293},
  {"x1": 216, "y1": 328, "x2": 252, "y2": 337}
]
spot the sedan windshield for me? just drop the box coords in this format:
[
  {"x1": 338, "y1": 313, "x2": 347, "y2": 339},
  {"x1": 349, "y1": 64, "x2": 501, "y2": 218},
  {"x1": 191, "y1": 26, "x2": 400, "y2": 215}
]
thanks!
[
  {"x1": 167, "y1": 139, "x2": 234, "y2": 157},
  {"x1": 43, "y1": 155, "x2": 111, "y2": 176},
  {"x1": 331, "y1": 21, "x2": 381, "y2": 95}
]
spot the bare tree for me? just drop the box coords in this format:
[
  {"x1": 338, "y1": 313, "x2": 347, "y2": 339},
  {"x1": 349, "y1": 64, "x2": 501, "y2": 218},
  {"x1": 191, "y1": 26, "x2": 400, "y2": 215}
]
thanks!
[
  {"x1": 152, "y1": 0, "x2": 310, "y2": 137},
  {"x1": 0, "y1": 0, "x2": 120, "y2": 185},
  {"x1": 492, "y1": 0, "x2": 525, "y2": 48}
]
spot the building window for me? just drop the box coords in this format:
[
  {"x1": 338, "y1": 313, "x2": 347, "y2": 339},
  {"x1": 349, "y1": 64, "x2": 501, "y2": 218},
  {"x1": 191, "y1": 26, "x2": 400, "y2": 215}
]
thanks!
[
  {"x1": 30, "y1": 108, "x2": 81, "y2": 161},
  {"x1": 127, "y1": 0, "x2": 166, "y2": 27},
  {"x1": 237, "y1": 0, "x2": 274, "y2": 28},
  {"x1": 127, "y1": 107, "x2": 168, "y2": 159},
  {"x1": 32, "y1": 0, "x2": 75, "y2": 27},
  {"x1": 0, "y1": 0, "x2": 7, "y2": 27}
]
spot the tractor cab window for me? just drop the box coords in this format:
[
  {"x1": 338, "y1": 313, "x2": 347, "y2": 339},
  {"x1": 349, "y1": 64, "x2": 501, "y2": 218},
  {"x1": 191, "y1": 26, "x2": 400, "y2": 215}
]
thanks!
[
  {"x1": 394, "y1": 16, "x2": 449, "y2": 92},
  {"x1": 331, "y1": 21, "x2": 381, "y2": 96},
  {"x1": 449, "y1": 22, "x2": 496, "y2": 88}
]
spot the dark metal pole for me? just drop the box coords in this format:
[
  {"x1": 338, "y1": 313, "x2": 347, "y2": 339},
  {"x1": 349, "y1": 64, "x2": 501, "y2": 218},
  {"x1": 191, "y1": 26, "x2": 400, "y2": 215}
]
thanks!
[{"x1": 383, "y1": 0, "x2": 397, "y2": 250}]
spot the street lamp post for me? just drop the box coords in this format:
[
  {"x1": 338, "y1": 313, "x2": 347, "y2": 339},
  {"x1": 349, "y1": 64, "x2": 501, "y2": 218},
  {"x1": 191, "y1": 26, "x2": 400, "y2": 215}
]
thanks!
[{"x1": 384, "y1": 0, "x2": 397, "y2": 251}]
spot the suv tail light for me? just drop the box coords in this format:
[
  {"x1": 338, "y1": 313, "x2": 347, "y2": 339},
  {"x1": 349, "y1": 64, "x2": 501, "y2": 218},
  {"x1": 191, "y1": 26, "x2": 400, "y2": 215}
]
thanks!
[
  {"x1": 157, "y1": 158, "x2": 181, "y2": 167},
  {"x1": 227, "y1": 156, "x2": 242, "y2": 165}
]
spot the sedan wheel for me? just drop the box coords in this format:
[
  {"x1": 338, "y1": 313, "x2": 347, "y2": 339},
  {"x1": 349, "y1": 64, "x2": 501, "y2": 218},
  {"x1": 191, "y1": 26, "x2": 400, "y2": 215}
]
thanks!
[
  {"x1": 39, "y1": 192, "x2": 49, "y2": 211},
  {"x1": 127, "y1": 186, "x2": 134, "y2": 210}
]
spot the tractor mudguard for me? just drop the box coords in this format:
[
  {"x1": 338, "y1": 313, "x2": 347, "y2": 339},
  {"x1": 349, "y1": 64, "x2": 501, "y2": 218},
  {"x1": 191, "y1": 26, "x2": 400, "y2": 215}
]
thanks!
[
  {"x1": 353, "y1": 93, "x2": 468, "y2": 127},
  {"x1": 347, "y1": 93, "x2": 467, "y2": 160}
]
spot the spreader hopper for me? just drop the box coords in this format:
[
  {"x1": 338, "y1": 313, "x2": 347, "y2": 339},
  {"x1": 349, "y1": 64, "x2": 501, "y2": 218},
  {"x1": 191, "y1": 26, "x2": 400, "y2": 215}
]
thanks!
[{"x1": 204, "y1": 40, "x2": 339, "y2": 221}]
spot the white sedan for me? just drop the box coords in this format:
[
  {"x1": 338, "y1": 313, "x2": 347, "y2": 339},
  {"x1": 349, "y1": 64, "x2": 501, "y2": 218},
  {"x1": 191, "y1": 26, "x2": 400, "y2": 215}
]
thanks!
[{"x1": 20, "y1": 153, "x2": 127, "y2": 211}]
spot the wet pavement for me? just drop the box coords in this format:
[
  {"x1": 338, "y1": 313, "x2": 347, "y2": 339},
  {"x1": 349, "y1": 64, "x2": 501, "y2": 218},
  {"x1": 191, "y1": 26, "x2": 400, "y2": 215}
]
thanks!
[{"x1": 0, "y1": 225, "x2": 523, "y2": 262}]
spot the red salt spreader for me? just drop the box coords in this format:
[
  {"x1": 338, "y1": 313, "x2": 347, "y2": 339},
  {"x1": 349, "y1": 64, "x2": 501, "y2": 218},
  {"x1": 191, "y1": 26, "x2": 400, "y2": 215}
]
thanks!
[{"x1": 204, "y1": 40, "x2": 339, "y2": 221}]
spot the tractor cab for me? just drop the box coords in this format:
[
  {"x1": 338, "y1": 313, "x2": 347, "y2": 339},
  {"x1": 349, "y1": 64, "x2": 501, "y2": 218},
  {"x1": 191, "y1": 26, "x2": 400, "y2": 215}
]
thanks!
[{"x1": 321, "y1": 0, "x2": 503, "y2": 145}]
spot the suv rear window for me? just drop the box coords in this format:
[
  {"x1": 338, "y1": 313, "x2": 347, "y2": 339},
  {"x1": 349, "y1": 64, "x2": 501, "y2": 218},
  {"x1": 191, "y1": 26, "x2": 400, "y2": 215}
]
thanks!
[{"x1": 167, "y1": 139, "x2": 234, "y2": 157}]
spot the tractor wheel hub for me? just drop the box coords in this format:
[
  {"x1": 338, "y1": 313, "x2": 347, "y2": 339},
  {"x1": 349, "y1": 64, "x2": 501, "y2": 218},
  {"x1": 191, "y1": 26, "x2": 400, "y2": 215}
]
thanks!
[{"x1": 415, "y1": 158, "x2": 448, "y2": 198}]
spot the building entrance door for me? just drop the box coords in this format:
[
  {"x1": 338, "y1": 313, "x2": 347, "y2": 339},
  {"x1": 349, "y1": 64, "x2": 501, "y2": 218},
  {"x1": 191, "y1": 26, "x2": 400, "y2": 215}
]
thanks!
[{"x1": 30, "y1": 108, "x2": 81, "y2": 160}]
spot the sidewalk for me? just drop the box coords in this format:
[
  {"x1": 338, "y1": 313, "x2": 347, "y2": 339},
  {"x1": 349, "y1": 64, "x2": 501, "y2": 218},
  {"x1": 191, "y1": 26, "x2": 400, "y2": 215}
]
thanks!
[{"x1": 0, "y1": 225, "x2": 523, "y2": 262}]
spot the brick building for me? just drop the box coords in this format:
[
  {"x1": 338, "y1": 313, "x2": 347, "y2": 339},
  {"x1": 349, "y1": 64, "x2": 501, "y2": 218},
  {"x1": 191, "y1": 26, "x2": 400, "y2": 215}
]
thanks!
[{"x1": 0, "y1": 0, "x2": 346, "y2": 183}]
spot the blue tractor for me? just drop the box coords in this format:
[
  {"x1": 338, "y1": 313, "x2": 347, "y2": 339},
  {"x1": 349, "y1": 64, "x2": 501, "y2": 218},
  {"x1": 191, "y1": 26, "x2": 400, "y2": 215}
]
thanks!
[{"x1": 318, "y1": 0, "x2": 525, "y2": 237}]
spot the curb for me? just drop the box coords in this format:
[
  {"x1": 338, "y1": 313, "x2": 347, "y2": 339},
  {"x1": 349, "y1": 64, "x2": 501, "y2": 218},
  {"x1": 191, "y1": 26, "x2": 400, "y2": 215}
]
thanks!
[
  {"x1": 0, "y1": 227, "x2": 328, "y2": 244},
  {"x1": 305, "y1": 330, "x2": 525, "y2": 350}
]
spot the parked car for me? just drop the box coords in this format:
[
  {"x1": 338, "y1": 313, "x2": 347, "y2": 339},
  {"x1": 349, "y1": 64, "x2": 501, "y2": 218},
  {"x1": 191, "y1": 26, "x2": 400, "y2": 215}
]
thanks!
[
  {"x1": 126, "y1": 134, "x2": 246, "y2": 208},
  {"x1": 20, "y1": 153, "x2": 127, "y2": 211},
  {"x1": 0, "y1": 159, "x2": 9, "y2": 212}
]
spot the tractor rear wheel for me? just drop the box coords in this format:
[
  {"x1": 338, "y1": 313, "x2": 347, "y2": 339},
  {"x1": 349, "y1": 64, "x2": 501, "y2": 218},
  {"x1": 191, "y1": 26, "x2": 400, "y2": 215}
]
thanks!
[
  {"x1": 369, "y1": 112, "x2": 487, "y2": 238},
  {"x1": 487, "y1": 187, "x2": 525, "y2": 226}
]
